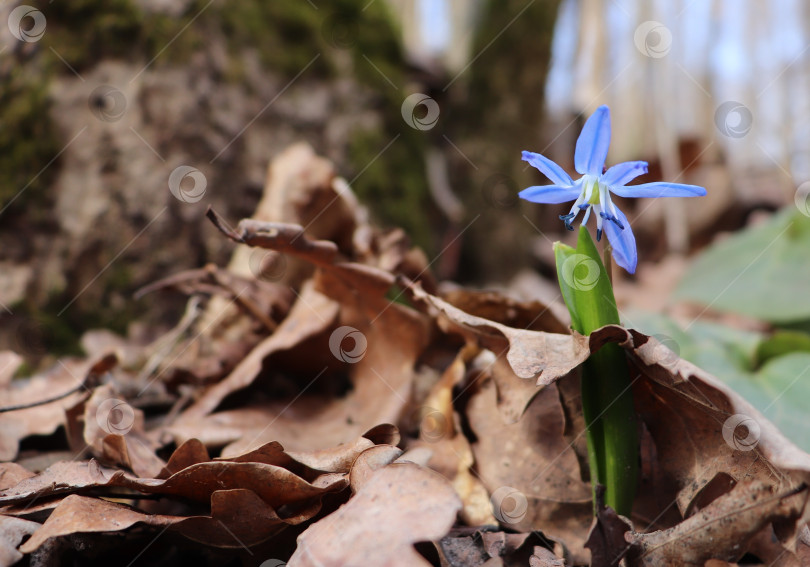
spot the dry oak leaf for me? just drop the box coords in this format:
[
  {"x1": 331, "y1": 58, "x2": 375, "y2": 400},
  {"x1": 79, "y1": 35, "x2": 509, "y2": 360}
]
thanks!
[
  {"x1": 467, "y1": 375, "x2": 592, "y2": 564},
  {"x1": 406, "y1": 283, "x2": 589, "y2": 384},
  {"x1": 406, "y1": 347, "x2": 497, "y2": 526},
  {"x1": 175, "y1": 269, "x2": 430, "y2": 457},
  {"x1": 17, "y1": 489, "x2": 306, "y2": 554},
  {"x1": 581, "y1": 327, "x2": 810, "y2": 562},
  {"x1": 289, "y1": 462, "x2": 462, "y2": 567},
  {"x1": 80, "y1": 383, "x2": 165, "y2": 478},
  {"x1": 594, "y1": 328, "x2": 810, "y2": 515},
  {"x1": 173, "y1": 279, "x2": 339, "y2": 425},
  {"x1": 439, "y1": 288, "x2": 569, "y2": 335},
  {"x1": 0, "y1": 457, "x2": 347, "y2": 511},
  {"x1": 0, "y1": 354, "x2": 116, "y2": 461},
  {"x1": 585, "y1": 486, "x2": 633, "y2": 567},
  {"x1": 17, "y1": 495, "x2": 171, "y2": 554},
  {"x1": 625, "y1": 480, "x2": 808, "y2": 566}
]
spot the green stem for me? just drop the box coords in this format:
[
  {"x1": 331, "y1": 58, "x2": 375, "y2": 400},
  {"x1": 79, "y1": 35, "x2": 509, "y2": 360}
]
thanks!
[{"x1": 554, "y1": 226, "x2": 637, "y2": 516}]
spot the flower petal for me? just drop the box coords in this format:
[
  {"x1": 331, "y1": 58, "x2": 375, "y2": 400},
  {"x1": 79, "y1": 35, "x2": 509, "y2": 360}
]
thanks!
[
  {"x1": 602, "y1": 161, "x2": 648, "y2": 187},
  {"x1": 575, "y1": 105, "x2": 611, "y2": 176},
  {"x1": 521, "y1": 151, "x2": 574, "y2": 186},
  {"x1": 519, "y1": 184, "x2": 581, "y2": 204},
  {"x1": 604, "y1": 206, "x2": 637, "y2": 274},
  {"x1": 611, "y1": 182, "x2": 707, "y2": 199}
]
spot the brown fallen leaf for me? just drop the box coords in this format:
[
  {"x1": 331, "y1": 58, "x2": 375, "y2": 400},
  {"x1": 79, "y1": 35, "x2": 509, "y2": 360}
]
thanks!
[
  {"x1": 171, "y1": 269, "x2": 431, "y2": 456},
  {"x1": 0, "y1": 463, "x2": 34, "y2": 491},
  {"x1": 0, "y1": 457, "x2": 346, "y2": 510},
  {"x1": 172, "y1": 280, "x2": 340, "y2": 425},
  {"x1": 18, "y1": 495, "x2": 173, "y2": 554},
  {"x1": 288, "y1": 462, "x2": 462, "y2": 567},
  {"x1": 16, "y1": 490, "x2": 302, "y2": 554},
  {"x1": 0, "y1": 352, "x2": 22, "y2": 383},
  {"x1": 405, "y1": 346, "x2": 496, "y2": 526},
  {"x1": 0, "y1": 354, "x2": 116, "y2": 461},
  {"x1": 468, "y1": 374, "x2": 592, "y2": 562},
  {"x1": 220, "y1": 425, "x2": 400, "y2": 480},
  {"x1": 626, "y1": 480, "x2": 808, "y2": 566},
  {"x1": 440, "y1": 288, "x2": 569, "y2": 336},
  {"x1": 602, "y1": 328, "x2": 810, "y2": 520},
  {"x1": 0, "y1": 514, "x2": 40, "y2": 565},
  {"x1": 348, "y1": 444, "x2": 405, "y2": 492},
  {"x1": 585, "y1": 486, "x2": 633, "y2": 567},
  {"x1": 158, "y1": 438, "x2": 211, "y2": 478},
  {"x1": 79, "y1": 384, "x2": 165, "y2": 478},
  {"x1": 406, "y1": 282, "x2": 589, "y2": 384},
  {"x1": 747, "y1": 523, "x2": 806, "y2": 567},
  {"x1": 530, "y1": 546, "x2": 566, "y2": 566}
]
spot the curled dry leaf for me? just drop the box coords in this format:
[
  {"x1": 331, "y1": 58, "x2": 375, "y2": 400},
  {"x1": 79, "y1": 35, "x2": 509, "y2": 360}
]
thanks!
[
  {"x1": 158, "y1": 437, "x2": 211, "y2": 478},
  {"x1": 406, "y1": 347, "x2": 497, "y2": 526},
  {"x1": 530, "y1": 546, "x2": 566, "y2": 566},
  {"x1": 79, "y1": 383, "x2": 165, "y2": 478},
  {"x1": 0, "y1": 457, "x2": 346, "y2": 510},
  {"x1": 439, "y1": 288, "x2": 569, "y2": 336},
  {"x1": 170, "y1": 254, "x2": 430, "y2": 456},
  {"x1": 173, "y1": 280, "x2": 339, "y2": 425},
  {"x1": 348, "y1": 444, "x2": 404, "y2": 492},
  {"x1": 1, "y1": 432, "x2": 406, "y2": 555},
  {"x1": 18, "y1": 495, "x2": 173, "y2": 554},
  {"x1": 626, "y1": 480, "x2": 808, "y2": 566},
  {"x1": 406, "y1": 282, "x2": 589, "y2": 384},
  {"x1": 16, "y1": 491, "x2": 302, "y2": 553},
  {"x1": 585, "y1": 487, "x2": 633, "y2": 567},
  {"x1": 289, "y1": 462, "x2": 462, "y2": 567},
  {"x1": 584, "y1": 327, "x2": 810, "y2": 563},
  {"x1": 0, "y1": 354, "x2": 116, "y2": 461}
]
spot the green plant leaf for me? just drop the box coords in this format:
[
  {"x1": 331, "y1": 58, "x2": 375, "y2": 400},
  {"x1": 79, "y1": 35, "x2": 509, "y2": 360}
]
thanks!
[
  {"x1": 553, "y1": 227, "x2": 620, "y2": 334},
  {"x1": 555, "y1": 227, "x2": 636, "y2": 516},
  {"x1": 674, "y1": 208, "x2": 810, "y2": 324},
  {"x1": 755, "y1": 330, "x2": 810, "y2": 366}
]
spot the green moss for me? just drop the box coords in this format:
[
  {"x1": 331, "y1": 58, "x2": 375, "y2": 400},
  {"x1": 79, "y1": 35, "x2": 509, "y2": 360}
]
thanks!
[
  {"x1": 35, "y1": 0, "x2": 209, "y2": 73},
  {"x1": 217, "y1": 0, "x2": 432, "y2": 251},
  {"x1": 219, "y1": 3, "x2": 332, "y2": 80},
  {"x1": 39, "y1": 0, "x2": 144, "y2": 72},
  {"x1": 348, "y1": 128, "x2": 435, "y2": 251},
  {"x1": 0, "y1": 68, "x2": 60, "y2": 213}
]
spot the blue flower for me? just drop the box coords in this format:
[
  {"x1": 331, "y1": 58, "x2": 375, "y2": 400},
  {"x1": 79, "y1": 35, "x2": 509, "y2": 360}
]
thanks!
[{"x1": 519, "y1": 105, "x2": 707, "y2": 274}]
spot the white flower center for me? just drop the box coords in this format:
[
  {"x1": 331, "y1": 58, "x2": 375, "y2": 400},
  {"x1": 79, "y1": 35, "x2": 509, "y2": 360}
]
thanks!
[{"x1": 559, "y1": 176, "x2": 624, "y2": 241}]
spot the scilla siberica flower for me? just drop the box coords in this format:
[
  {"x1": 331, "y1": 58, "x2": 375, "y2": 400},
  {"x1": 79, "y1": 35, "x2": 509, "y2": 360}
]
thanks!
[{"x1": 520, "y1": 105, "x2": 706, "y2": 273}]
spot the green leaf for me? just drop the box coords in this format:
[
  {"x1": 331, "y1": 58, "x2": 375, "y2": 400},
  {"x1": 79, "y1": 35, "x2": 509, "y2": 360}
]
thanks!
[
  {"x1": 674, "y1": 208, "x2": 810, "y2": 324},
  {"x1": 755, "y1": 330, "x2": 810, "y2": 366},
  {"x1": 728, "y1": 353, "x2": 810, "y2": 452},
  {"x1": 555, "y1": 227, "x2": 636, "y2": 516},
  {"x1": 553, "y1": 226, "x2": 620, "y2": 335}
]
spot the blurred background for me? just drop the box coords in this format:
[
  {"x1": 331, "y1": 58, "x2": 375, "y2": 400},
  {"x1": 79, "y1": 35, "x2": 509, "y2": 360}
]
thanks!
[{"x1": 1, "y1": 0, "x2": 809, "y2": 362}]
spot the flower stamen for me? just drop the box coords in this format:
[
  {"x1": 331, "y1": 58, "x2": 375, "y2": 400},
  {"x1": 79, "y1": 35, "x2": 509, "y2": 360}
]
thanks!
[{"x1": 559, "y1": 212, "x2": 576, "y2": 231}]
